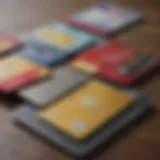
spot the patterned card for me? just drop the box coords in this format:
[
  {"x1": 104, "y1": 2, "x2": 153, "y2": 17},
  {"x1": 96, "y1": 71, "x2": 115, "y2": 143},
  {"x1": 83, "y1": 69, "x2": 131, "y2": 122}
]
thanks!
[
  {"x1": 15, "y1": 43, "x2": 63, "y2": 67},
  {"x1": 31, "y1": 22, "x2": 98, "y2": 54},
  {"x1": 71, "y1": 42, "x2": 136, "y2": 74},
  {"x1": 0, "y1": 56, "x2": 50, "y2": 93},
  {"x1": 0, "y1": 34, "x2": 23, "y2": 55},
  {"x1": 40, "y1": 80, "x2": 133, "y2": 140},
  {"x1": 68, "y1": 2, "x2": 141, "y2": 36}
]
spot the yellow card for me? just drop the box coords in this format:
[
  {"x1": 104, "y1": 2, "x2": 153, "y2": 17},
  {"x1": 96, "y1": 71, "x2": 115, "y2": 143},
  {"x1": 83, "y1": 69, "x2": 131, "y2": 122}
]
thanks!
[
  {"x1": 38, "y1": 28, "x2": 75, "y2": 47},
  {"x1": 40, "y1": 80, "x2": 133, "y2": 140},
  {"x1": 0, "y1": 56, "x2": 49, "y2": 80}
]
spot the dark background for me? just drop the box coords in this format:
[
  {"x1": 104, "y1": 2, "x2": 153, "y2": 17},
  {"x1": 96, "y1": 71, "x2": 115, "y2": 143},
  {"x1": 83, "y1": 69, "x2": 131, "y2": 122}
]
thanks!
[{"x1": 0, "y1": 0, "x2": 160, "y2": 160}]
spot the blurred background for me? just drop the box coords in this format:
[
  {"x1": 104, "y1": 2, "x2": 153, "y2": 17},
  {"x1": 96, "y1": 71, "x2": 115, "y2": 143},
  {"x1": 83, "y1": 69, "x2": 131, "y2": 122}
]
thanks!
[{"x1": 0, "y1": 0, "x2": 159, "y2": 160}]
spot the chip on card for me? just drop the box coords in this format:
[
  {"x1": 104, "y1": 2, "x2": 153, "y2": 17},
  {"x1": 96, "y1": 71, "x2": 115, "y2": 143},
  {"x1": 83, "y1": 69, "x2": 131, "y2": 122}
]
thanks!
[
  {"x1": 39, "y1": 80, "x2": 133, "y2": 140},
  {"x1": 0, "y1": 56, "x2": 50, "y2": 93},
  {"x1": 0, "y1": 34, "x2": 23, "y2": 55},
  {"x1": 68, "y1": 2, "x2": 142, "y2": 36},
  {"x1": 18, "y1": 66, "x2": 88, "y2": 107},
  {"x1": 71, "y1": 42, "x2": 159, "y2": 85},
  {"x1": 15, "y1": 43, "x2": 63, "y2": 67},
  {"x1": 31, "y1": 22, "x2": 99, "y2": 54}
]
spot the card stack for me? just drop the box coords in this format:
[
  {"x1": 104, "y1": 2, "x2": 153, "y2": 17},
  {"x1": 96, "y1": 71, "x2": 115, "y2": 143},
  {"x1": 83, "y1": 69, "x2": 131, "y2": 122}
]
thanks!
[
  {"x1": 67, "y1": 2, "x2": 142, "y2": 36},
  {"x1": 15, "y1": 22, "x2": 99, "y2": 68},
  {"x1": 14, "y1": 80, "x2": 151, "y2": 157},
  {"x1": 0, "y1": 1, "x2": 158, "y2": 158}
]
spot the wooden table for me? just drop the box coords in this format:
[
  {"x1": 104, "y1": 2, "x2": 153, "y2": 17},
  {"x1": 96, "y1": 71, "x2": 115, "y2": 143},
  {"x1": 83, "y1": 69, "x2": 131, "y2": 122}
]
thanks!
[{"x1": 0, "y1": 0, "x2": 160, "y2": 160}]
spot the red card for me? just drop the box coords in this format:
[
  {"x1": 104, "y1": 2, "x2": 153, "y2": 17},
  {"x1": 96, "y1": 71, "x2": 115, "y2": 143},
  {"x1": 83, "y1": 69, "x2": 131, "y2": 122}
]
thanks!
[
  {"x1": 98, "y1": 58, "x2": 159, "y2": 85},
  {"x1": 71, "y1": 42, "x2": 135, "y2": 72},
  {"x1": 0, "y1": 56, "x2": 49, "y2": 93},
  {"x1": 71, "y1": 42, "x2": 159, "y2": 85},
  {"x1": 0, "y1": 34, "x2": 23, "y2": 55},
  {"x1": 0, "y1": 69, "x2": 42, "y2": 93}
]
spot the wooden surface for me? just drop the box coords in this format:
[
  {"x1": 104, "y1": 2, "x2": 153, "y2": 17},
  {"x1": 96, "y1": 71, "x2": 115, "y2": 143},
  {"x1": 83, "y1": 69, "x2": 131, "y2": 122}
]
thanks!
[{"x1": 0, "y1": 0, "x2": 160, "y2": 160}]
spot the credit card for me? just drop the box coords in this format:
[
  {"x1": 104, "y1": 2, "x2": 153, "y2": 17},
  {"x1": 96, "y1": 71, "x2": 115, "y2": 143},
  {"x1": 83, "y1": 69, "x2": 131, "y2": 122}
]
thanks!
[
  {"x1": 39, "y1": 80, "x2": 133, "y2": 141},
  {"x1": 0, "y1": 34, "x2": 23, "y2": 55},
  {"x1": 71, "y1": 42, "x2": 159, "y2": 85},
  {"x1": 31, "y1": 22, "x2": 99, "y2": 54},
  {"x1": 14, "y1": 88, "x2": 150, "y2": 157},
  {"x1": 67, "y1": 2, "x2": 142, "y2": 36},
  {"x1": 71, "y1": 42, "x2": 135, "y2": 74},
  {"x1": 0, "y1": 56, "x2": 50, "y2": 93},
  {"x1": 18, "y1": 66, "x2": 88, "y2": 106},
  {"x1": 15, "y1": 43, "x2": 63, "y2": 68}
]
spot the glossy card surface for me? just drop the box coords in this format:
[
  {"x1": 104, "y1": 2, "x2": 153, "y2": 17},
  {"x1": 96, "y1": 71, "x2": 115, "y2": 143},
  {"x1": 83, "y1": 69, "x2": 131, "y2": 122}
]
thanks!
[
  {"x1": 71, "y1": 42, "x2": 159, "y2": 85},
  {"x1": 71, "y1": 42, "x2": 136, "y2": 73},
  {"x1": 40, "y1": 80, "x2": 133, "y2": 140},
  {"x1": 31, "y1": 22, "x2": 98, "y2": 54},
  {"x1": 14, "y1": 89, "x2": 150, "y2": 157},
  {"x1": 0, "y1": 34, "x2": 23, "y2": 55},
  {"x1": 19, "y1": 66, "x2": 88, "y2": 107},
  {"x1": 68, "y1": 2, "x2": 142, "y2": 36},
  {"x1": 15, "y1": 43, "x2": 63, "y2": 67},
  {"x1": 0, "y1": 56, "x2": 49, "y2": 93}
]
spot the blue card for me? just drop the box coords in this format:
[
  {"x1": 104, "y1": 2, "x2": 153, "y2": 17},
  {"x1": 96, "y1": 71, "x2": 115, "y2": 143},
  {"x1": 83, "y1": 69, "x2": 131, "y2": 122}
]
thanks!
[
  {"x1": 30, "y1": 22, "x2": 99, "y2": 54},
  {"x1": 15, "y1": 44, "x2": 63, "y2": 68}
]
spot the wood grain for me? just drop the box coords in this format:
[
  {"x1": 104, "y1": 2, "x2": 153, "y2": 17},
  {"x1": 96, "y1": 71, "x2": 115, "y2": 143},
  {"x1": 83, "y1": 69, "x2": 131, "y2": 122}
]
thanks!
[{"x1": 0, "y1": 0, "x2": 160, "y2": 160}]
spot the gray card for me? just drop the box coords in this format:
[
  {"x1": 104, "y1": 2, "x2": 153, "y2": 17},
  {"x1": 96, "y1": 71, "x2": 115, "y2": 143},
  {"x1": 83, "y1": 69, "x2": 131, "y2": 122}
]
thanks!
[{"x1": 18, "y1": 66, "x2": 89, "y2": 107}]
